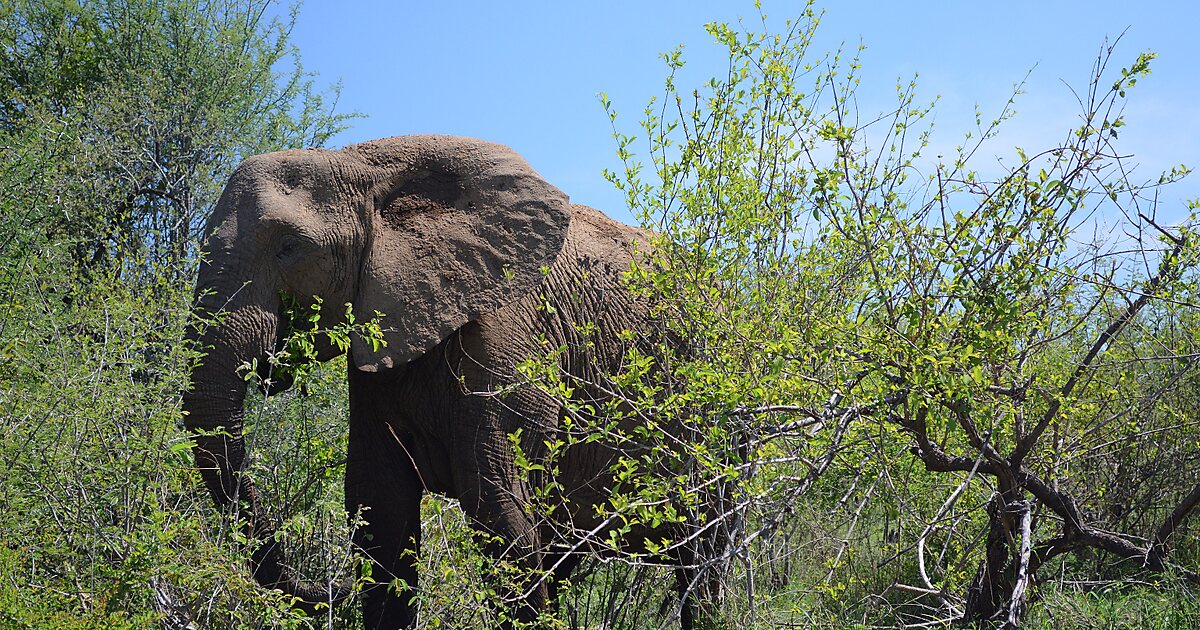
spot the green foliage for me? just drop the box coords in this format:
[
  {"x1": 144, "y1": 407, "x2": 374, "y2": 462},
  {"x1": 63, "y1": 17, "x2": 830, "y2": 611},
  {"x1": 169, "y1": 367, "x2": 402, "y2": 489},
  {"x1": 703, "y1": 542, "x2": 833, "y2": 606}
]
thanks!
[
  {"x1": 0, "y1": 0, "x2": 353, "y2": 274},
  {"x1": 0, "y1": 261, "x2": 318, "y2": 628}
]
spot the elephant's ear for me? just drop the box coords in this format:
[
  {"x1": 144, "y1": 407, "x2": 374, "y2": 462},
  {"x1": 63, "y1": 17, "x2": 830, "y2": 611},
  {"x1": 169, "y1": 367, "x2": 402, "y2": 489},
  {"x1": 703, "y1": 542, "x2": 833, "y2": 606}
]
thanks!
[{"x1": 348, "y1": 136, "x2": 570, "y2": 371}]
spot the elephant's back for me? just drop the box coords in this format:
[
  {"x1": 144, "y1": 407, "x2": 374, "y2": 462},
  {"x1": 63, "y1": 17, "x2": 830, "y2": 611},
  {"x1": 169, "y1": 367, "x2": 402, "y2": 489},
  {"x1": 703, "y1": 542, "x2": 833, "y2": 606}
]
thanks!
[{"x1": 566, "y1": 204, "x2": 651, "y2": 268}]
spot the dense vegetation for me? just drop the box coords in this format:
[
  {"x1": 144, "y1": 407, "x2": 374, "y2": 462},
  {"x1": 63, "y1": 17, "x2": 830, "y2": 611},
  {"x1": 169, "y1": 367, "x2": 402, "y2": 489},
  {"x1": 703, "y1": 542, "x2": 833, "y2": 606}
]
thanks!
[
  {"x1": 0, "y1": 1, "x2": 352, "y2": 627},
  {"x1": 2, "y1": 1, "x2": 1199, "y2": 628}
]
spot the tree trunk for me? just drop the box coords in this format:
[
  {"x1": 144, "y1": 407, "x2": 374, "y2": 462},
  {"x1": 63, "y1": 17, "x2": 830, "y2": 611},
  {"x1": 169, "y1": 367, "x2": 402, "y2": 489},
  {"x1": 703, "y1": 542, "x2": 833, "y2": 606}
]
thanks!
[{"x1": 964, "y1": 495, "x2": 1026, "y2": 624}]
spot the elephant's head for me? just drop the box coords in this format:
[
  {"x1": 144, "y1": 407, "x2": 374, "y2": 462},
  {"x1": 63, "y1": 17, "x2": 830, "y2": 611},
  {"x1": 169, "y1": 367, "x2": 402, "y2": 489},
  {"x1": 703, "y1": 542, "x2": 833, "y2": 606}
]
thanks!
[{"x1": 181, "y1": 135, "x2": 570, "y2": 604}]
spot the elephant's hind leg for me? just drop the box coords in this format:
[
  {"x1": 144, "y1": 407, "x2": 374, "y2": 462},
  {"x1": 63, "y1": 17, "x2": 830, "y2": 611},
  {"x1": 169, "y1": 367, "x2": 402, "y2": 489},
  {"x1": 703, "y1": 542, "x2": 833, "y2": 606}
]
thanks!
[
  {"x1": 347, "y1": 370, "x2": 423, "y2": 629},
  {"x1": 673, "y1": 544, "x2": 726, "y2": 630}
]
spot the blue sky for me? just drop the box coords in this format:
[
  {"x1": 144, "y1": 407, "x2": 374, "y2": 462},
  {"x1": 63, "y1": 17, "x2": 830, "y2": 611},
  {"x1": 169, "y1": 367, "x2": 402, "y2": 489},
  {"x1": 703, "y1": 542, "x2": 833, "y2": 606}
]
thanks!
[{"x1": 279, "y1": 1, "x2": 1200, "y2": 226}]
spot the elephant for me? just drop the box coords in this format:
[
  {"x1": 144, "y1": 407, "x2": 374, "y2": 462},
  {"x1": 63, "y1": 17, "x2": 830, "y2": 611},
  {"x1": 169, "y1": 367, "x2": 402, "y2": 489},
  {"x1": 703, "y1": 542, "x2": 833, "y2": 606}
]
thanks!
[{"x1": 182, "y1": 135, "x2": 722, "y2": 628}]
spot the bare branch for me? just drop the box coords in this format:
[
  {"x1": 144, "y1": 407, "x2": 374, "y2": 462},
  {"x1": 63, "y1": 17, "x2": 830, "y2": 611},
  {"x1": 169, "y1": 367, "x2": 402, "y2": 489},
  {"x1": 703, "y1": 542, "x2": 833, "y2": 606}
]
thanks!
[{"x1": 1148, "y1": 482, "x2": 1200, "y2": 566}]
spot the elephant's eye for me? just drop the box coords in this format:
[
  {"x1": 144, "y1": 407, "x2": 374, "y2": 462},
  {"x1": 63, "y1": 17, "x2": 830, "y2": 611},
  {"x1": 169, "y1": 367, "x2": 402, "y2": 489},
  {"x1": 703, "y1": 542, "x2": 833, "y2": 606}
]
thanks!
[{"x1": 277, "y1": 235, "x2": 305, "y2": 262}]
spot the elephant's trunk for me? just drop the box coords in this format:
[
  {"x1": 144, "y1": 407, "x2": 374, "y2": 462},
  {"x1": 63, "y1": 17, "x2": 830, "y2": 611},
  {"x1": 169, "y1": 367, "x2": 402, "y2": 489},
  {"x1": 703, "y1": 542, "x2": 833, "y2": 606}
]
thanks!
[{"x1": 183, "y1": 302, "x2": 351, "y2": 611}]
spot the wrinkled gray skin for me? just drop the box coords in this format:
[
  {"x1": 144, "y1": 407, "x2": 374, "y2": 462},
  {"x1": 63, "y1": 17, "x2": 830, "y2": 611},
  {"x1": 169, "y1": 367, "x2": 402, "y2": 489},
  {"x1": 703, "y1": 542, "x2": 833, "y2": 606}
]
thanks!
[{"x1": 183, "y1": 136, "x2": 706, "y2": 629}]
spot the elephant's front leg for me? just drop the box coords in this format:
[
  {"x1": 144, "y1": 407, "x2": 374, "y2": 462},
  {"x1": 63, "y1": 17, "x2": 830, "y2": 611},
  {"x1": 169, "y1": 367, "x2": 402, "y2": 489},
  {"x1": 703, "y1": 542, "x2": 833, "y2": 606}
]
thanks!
[
  {"x1": 454, "y1": 395, "x2": 553, "y2": 625},
  {"x1": 347, "y1": 370, "x2": 423, "y2": 629}
]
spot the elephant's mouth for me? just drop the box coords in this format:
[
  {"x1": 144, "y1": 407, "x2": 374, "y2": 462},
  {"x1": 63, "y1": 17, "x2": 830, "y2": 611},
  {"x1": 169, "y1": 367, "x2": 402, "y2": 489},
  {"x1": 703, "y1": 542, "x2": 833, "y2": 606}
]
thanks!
[
  {"x1": 254, "y1": 303, "x2": 303, "y2": 397},
  {"x1": 255, "y1": 353, "x2": 296, "y2": 396}
]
